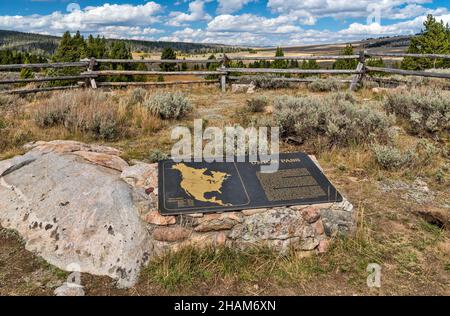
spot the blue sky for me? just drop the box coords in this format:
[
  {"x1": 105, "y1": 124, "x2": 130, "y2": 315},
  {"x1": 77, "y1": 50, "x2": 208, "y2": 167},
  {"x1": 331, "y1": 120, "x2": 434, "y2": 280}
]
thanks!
[{"x1": 1, "y1": 1, "x2": 450, "y2": 46}]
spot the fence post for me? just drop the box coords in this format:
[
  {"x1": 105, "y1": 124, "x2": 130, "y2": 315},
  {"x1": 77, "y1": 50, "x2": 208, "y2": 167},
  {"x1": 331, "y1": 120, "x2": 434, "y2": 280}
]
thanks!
[
  {"x1": 220, "y1": 64, "x2": 227, "y2": 92},
  {"x1": 349, "y1": 51, "x2": 366, "y2": 91},
  {"x1": 87, "y1": 58, "x2": 97, "y2": 89}
]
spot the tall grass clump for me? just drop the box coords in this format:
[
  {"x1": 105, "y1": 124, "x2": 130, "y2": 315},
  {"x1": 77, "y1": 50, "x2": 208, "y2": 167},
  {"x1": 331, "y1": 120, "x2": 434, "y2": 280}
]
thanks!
[
  {"x1": 34, "y1": 90, "x2": 138, "y2": 140},
  {"x1": 128, "y1": 87, "x2": 148, "y2": 106},
  {"x1": 384, "y1": 87, "x2": 450, "y2": 136},
  {"x1": 246, "y1": 96, "x2": 268, "y2": 113},
  {"x1": 308, "y1": 78, "x2": 343, "y2": 92},
  {"x1": 143, "y1": 92, "x2": 192, "y2": 120},
  {"x1": 273, "y1": 92, "x2": 394, "y2": 148},
  {"x1": 0, "y1": 95, "x2": 24, "y2": 108}
]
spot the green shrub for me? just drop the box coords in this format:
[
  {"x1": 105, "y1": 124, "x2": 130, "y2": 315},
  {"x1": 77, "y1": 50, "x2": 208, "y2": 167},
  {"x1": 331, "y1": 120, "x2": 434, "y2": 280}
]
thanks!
[
  {"x1": 308, "y1": 78, "x2": 343, "y2": 92},
  {"x1": 273, "y1": 92, "x2": 393, "y2": 147},
  {"x1": 383, "y1": 88, "x2": 450, "y2": 136},
  {"x1": 246, "y1": 96, "x2": 268, "y2": 113},
  {"x1": 144, "y1": 92, "x2": 192, "y2": 120},
  {"x1": 148, "y1": 150, "x2": 169, "y2": 162},
  {"x1": 237, "y1": 75, "x2": 290, "y2": 89},
  {"x1": 372, "y1": 144, "x2": 416, "y2": 170}
]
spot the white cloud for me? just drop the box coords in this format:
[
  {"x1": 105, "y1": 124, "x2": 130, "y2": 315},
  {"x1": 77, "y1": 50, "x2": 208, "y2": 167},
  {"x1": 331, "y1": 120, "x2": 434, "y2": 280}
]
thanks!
[
  {"x1": 207, "y1": 14, "x2": 301, "y2": 34},
  {"x1": 0, "y1": 2, "x2": 163, "y2": 34},
  {"x1": 216, "y1": 0, "x2": 255, "y2": 14},
  {"x1": 267, "y1": 0, "x2": 445, "y2": 23},
  {"x1": 167, "y1": 0, "x2": 212, "y2": 27}
]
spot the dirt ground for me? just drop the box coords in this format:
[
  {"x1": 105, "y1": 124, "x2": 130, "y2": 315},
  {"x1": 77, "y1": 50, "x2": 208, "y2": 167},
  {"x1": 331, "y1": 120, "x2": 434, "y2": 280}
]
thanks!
[{"x1": 0, "y1": 85, "x2": 449, "y2": 296}]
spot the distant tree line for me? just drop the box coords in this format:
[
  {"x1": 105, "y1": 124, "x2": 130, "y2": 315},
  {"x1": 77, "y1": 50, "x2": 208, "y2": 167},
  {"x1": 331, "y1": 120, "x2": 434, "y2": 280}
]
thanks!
[{"x1": 0, "y1": 50, "x2": 47, "y2": 65}]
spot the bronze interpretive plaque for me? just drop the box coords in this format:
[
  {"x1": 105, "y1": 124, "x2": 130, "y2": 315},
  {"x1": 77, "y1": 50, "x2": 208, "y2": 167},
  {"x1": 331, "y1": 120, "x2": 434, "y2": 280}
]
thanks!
[{"x1": 158, "y1": 152, "x2": 343, "y2": 215}]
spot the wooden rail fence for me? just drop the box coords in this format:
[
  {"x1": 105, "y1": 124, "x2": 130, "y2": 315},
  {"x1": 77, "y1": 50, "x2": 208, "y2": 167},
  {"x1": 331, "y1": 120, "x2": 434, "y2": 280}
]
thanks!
[{"x1": 1, "y1": 51, "x2": 450, "y2": 94}]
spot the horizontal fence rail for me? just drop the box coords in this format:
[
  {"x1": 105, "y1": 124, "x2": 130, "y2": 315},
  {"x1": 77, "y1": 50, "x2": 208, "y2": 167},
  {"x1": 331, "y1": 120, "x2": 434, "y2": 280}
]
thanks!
[
  {"x1": 83, "y1": 70, "x2": 225, "y2": 76},
  {"x1": 226, "y1": 55, "x2": 360, "y2": 61},
  {"x1": 95, "y1": 58, "x2": 216, "y2": 64},
  {"x1": 226, "y1": 68, "x2": 362, "y2": 75},
  {"x1": 96, "y1": 80, "x2": 219, "y2": 87},
  {"x1": 366, "y1": 66, "x2": 450, "y2": 79},
  {"x1": 1, "y1": 51, "x2": 450, "y2": 94},
  {"x1": 365, "y1": 52, "x2": 450, "y2": 59}
]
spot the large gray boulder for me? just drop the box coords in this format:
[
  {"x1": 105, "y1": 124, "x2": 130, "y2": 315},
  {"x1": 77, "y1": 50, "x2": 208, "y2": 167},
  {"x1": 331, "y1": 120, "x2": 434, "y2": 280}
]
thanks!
[{"x1": 0, "y1": 141, "x2": 151, "y2": 288}]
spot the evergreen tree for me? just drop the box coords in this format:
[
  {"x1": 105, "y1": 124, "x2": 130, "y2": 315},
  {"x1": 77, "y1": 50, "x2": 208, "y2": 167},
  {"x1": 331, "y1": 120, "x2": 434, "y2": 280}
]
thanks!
[
  {"x1": 206, "y1": 54, "x2": 219, "y2": 71},
  {"x1": 271, "y1": 47, "x2": 288, "y2": 69},
  {"x1": 109, "y1": 41, "x2": 132, "y2": 59},
  {"x1": 160, "y1": 47, "x2": 177, "y2": 71},
  {"x1": 333, "y1": 44, "x2": 358, "y2": 70},
  {"x1": 20, "y1": 58, "x2": 34, "y2": 80},
  {"x1": 366, "y1": 58, "x2": 385, "y2": 68},
  {"x1": 134, "y1": 62, "x2": 148, "y2": 82},
  {"x1": 402, "y1": 14, "x2": 450, "y2": 70},
  {"x1": 86, "y1": 35, "x2": 107, "y2": 58}
]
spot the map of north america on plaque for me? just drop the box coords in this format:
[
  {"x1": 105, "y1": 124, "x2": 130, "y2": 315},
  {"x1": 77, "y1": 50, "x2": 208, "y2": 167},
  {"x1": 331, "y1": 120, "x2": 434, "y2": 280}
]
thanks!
[{"x1": 158, "y1": 153, "x2": 343, "y2": 215}]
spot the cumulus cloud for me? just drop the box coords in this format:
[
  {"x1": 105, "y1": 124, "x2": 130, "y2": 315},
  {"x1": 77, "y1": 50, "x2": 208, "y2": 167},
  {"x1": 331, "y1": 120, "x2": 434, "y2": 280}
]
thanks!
[
  {"x1": 267, "y1": 0, "x2": 446, "y2": 22},
  {"x1": 167, "y1": 0, "x2": 212, "y2": 27},
  {"x1": 216, "y1": 0, "x2": 255, "y2": 14},
  {"x1": 0, "y1": 2, "x2": 163, "y2": 34}
]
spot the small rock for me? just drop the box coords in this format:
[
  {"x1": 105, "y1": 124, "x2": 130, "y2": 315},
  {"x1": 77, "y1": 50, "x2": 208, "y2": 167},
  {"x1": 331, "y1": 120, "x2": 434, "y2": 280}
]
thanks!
[
  {"x1": 152, "y1": 226, "x2": 192, "y2": 242},
  {"x1": 185, "y1": 213, "x2": 204, "y2": 218},
  {"x1": 195, "y1": 213, "x2": 242, "y2": 232},
  {"x1": 313, "y1": 219, "x2": 325, "y2": 235},
  {"x1": 54, "y1": 283, "x2": 85, "y2": 296},
  {"x1": 231, "y1": 83, "x2": 255, "y2": 93},
  {"x1": 317, "y1": 239, "x2": 330, "y2": 253},
  {"x1": 241, "y1": 208, "x2": 268, "y2": 216},
  {"x1": 215, "y1": 231, "x2": 227, "y2": 246},
  {"x1": 290, "y1": 205, "x2": 309, "y2": 211},
  {"x1": 121, "y1": 163, "x2": 157, "y2": 188},
  {"x1": 301, "y1": 207, "x2": 320, "y2": 224},
  {"x1": 144, "y1": 210, "x2": 176, "y2": 226}
]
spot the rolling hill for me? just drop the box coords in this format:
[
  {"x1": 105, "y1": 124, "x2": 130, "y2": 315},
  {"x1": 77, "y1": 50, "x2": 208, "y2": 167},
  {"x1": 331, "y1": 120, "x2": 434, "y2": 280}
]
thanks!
[{"x1": 0, "y1": 29, "x2": 242, "y2": 55}]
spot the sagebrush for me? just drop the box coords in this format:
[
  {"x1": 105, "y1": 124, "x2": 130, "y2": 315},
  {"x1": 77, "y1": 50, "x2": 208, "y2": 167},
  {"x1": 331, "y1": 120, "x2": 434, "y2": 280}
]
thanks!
[
  {"x1": 237, "y1": 75, "x2": 290, "y2": 89},
  {"x1": 384, "y1": 87, "x2": 450, "y2": 136},
  {"x1": 308, "y1": 78, "x2": 343, "y2": 92},
  {"x1": 273, "y1": 92, "x2": 394, "y2": 147},
  {"x1": 143, "y1": 92, "x2": 192, "y2": 120},
  {"x1": 246, "y1": 96, "x2": 268, "y2": 113}
]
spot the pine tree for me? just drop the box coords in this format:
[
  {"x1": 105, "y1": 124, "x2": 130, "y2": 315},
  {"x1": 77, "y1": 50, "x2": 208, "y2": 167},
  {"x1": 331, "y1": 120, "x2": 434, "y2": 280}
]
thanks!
[
  {"x1": 333, "y1": 44, "x2": 358, "y2": 70},
  {"x1": 20, "y1": 59, "x2": 34, "y2": 80},
  {"x1": 402, "y1": 14, "x2": 450, "y2": 70},
  {"x1": 271, "y1": 47, "x2": 288, "y2": 69},
  {"x1": 160, "y1": 48, "x2": 177, "y2": 71}
]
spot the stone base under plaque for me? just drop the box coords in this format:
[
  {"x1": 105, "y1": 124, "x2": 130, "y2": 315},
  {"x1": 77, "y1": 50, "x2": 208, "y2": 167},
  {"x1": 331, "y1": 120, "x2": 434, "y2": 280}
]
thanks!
[
  {"x1": 140, "y1": 156, "x2": 355, "y2": 255},
  {"x1": 0, "y1": 141, "x2": 354, "y2": 287}
]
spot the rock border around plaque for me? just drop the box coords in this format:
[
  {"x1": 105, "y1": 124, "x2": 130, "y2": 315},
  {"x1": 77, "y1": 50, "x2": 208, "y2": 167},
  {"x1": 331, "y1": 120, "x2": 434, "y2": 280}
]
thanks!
[{"x1": 142, "y1": 155, "x2": 355, "y2": 255}]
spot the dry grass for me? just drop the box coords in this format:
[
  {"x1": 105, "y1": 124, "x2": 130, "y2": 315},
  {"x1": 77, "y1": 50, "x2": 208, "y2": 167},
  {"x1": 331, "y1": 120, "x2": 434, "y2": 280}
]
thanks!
[{"x1": 0, "y1": 83, "x2": 449, "y2": 295}]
